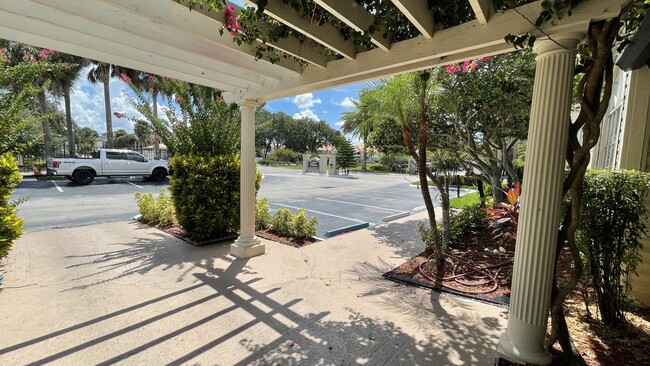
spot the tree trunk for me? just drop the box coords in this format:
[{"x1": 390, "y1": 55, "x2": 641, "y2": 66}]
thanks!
[
  {"x1": 64, "y1": 88, "x2": 75, "y2": 157},
  {"x1": 37, "y1": 92, "x2": 52, "y2": 158},
  {"x1": 477, "y1": 179, "x2": 485, "y2": 208},
  {"x1": 437, "y1": 175, "x2": 451, "y2": 252},
  {"x1": 152, "y1": 89, "x2": 161, "y2": 159},
  {"x1": 103, "y1": 78, "x2": 113, "y2": 148},
  {"x1": 490, "y1": 173, "x2": 504, "y2": 205}
]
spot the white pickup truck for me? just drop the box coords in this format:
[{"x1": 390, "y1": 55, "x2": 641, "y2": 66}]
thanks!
[{"x1": 46, "y1": 149, "x2": 170, "y2": 185}]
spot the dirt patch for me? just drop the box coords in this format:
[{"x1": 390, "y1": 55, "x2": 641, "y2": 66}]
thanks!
[{"x1": 256, "y1": 229, "x2": 319, "y2": 247}]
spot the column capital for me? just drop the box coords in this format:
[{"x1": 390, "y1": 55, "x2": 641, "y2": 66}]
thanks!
[
  {"x1": 239, "y1": 98, "x2": 263, "y2": 107},
  {"x1": 533, "y1": 32, "x2": 585, "y2": 56}
]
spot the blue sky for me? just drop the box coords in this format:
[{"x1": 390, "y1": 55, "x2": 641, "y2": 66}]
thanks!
[{"x1": 65, "y1": 66, "x2": 366, "y2": 138}]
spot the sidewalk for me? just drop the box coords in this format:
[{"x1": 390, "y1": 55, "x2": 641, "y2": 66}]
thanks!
[{"x1": 0, "y1": 210, "x2": 506, "y2": 365}]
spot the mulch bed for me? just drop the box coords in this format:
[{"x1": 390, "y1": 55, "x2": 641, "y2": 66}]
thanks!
[{"x1": 386, "y1": 228, "x2": 650, "y2": 365}]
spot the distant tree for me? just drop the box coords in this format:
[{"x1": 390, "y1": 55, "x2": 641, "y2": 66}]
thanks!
[
  {"x1": 113, "y1": 129, "x2": 137, "y2": 149},
  {"x1": 50, "y1": 54, "x2": 87, "y2": 156},
  {"x1": 74, "y1": 127, "x2": 98, "y2": 155},
  {"x1": 133, "y1": 120, "x2": 154, "y2": 145},
  {"x1": 336, "y1": 139, "x2": 356, "y2": 174}
]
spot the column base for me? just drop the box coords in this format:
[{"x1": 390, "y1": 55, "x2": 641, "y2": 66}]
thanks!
[
  {"x1": 497, "y1": 333, "x2": 553, "y2": 365},
  {"x1": 230, "y1": 236, "x2": 265, "y2": 258}
]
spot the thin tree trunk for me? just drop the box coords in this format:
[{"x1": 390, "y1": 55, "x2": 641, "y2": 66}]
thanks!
[
  {"x1": 64, "y1": 88, "x2": 75, "y2": 157},
  {"x1": 152, "y1": 89, "x2": 160, "y2": 159},
  {"x1": 361, "y1": 133, "x2": 367, "y2": 171},
  {"x1": 103, "y1": 78, "x2": 113, "y2": 148},
  {"x1": 37, "y1": 92, "x2": 52, "y2": 158}
]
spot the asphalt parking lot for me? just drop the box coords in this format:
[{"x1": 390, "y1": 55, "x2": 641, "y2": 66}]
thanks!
[{"x1": 13, "y1": 166, "x2": 472, "y2": 237}]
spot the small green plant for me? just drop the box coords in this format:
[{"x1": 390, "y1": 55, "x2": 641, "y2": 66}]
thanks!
[
  {"x1": 293, "y1": 208, "x2": 318, "y2": 238},
  {"x1": 0, "y1": 153, "x2": 24, "y2": 259},
  {"x1": 256, "y1": 197, "x2": 272, "y2": 230},
  {"x1": 134, "y1": 191, "x2": 155, "y2": 222},
  {"x1": 135, "y1": 188, "x2": 175, "y2": 228},
  {"x1": 271, "y1": 208, "x2": 293, "y2": 236},
  {"x1": 270, "y1": 207, "x2": 318, "y2": 239},
  {"x1": 447, "y1": 205, "x2": 488, "y2": 247}
]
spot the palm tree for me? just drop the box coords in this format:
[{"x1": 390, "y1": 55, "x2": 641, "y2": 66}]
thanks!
[
  {"x1": 340, "y1": 93, "x2": 377, "y2": 171},
  {"x1": 87, "y1": 61, "x2": 127, "y2": 149},
  {"x1": 50, "y1": 54, "x2": 87, "y2": 156},
  {"x1": 129, "y1": 71, "x2": 165, "y2": 158}
]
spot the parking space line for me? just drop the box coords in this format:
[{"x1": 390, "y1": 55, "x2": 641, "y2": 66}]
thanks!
[
  {"x1": 353, "y1": 194, "x2": 422, "y2": 205},
  {"x1": 51, "y1": 181, "x2": 63, "y2": 193},
  {"x1": 315, "y1": 197, "x2": 404, "y2": 212},
  {"x1": 272, "y1": 203, "x2": 364, "y2": 223},
  {"x1": 126, "y1": 181, "x2": 143, "y2": 189}
]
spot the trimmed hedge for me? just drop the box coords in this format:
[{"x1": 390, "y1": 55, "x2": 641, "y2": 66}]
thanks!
[{"x1": 169, "y1": 154, "x2": 242, "y2": 240}]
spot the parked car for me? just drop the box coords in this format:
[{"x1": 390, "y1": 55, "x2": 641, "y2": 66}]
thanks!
[{"x1": 46, "y1": 149, "x2": 170, "y2": 185}]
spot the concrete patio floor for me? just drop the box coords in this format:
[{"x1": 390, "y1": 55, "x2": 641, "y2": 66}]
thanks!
[{"x1": 0, "y1": 211, "x2": 507, "y2": 365}]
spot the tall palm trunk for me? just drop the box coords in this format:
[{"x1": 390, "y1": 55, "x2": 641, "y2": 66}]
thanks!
[
  {"x1": 37, "y1": 92, "x2": 52, "y2": 158},
  {"x1": 152, "y1": 89, "x2": 160, "y2": 159},
  {"x1": 64, "y1": 88, "x2": 75, "y2": 157},
  {"x1": 361, "y1": 132, "x2": 367, "y2": 171},
  {"x1": 103, "y1": 78, "x2": 113, "y2": 148}
]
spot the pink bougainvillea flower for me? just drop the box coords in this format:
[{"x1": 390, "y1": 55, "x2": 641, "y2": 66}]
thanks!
[
  {"x1": 120, "y1": 73, "x2": 131, "y2": 82},
  {"x1": 22, "y1": 53, "x2": 30, "y2": 61},
  {"x1": 175, "y1": 97, "x2": 183, "y2": 103},
  {"x1": 113, "y1": 112, "x2": 127, "y2": 118}
]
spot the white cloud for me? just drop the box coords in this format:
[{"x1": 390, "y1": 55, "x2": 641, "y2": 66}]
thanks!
[
  {"x1": 338, "y1": 97, "x2": 357, "y2": 108},
  {"x1": 291, "y1": 93, "x2": 321, "y2": 109},
  {"x1": 335, "y1": 121, "x2": 344, "y2": 127},
  {"x1": 293, "y1": 109, "x2": 320, "y2": 121},
  {"x1": 63, "y1": 66, "x2": 148, "y2": 134}
]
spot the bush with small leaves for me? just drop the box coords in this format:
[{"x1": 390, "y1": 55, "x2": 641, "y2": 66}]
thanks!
[
  {"x1": 256, "y1": 197, "x2": 272, "y2": 230},
  {"x1": 154, "y1": 188, "x2": 175, "y2": 228},
  {"x1": 292, "y1": 208, "x2": 318, "y2": 238},
  {"x1": 0, "y1": 153, "x2": 24, "y2": 259},
  {"x1": 271, "y1": 208, "x2": 293, "y2": 237},
  {"x1": 134, "y1": 192, "x2": 156, "y2": 223}
]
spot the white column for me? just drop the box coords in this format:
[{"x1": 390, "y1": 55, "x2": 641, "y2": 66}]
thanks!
[
  {"x1": 497, "y1": 33, "x2": 583, "y2": 365},
  {"x1": 231, "y1": 100, "x2": 265, "y2": 258}
]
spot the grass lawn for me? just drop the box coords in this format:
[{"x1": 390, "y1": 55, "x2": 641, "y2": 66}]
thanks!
[{"x1": 449, "y1": 192, "x2": 493, "y2": 209}]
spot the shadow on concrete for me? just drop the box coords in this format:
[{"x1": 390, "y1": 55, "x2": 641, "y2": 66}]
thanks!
[{"x1": 367, "y1": 216, "x2": 428, "y2": 259}]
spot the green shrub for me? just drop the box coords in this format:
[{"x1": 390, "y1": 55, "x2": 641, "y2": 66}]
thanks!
[
  {"x1": 258, "y1": 159, "x2": 270, "y2": 166},
  {"x1": 447, "y1": 204, "x2": 488, "y2": 246},
  {"x1": 293, "y1": 208, "x2": 318, "y2": 238},
  {"x1": 578, "y1": 170, "x2": 650, "y2": 324},
  {"x1": 0, "y1": 153, "x2": 24, "y2": 259},
  {"x1": 135, "y1": 188, "x2": 175, "y2": 228},
  {"x1": 270, "y1": 207, "x2": 318, "y2": 238},
  {"x1": 169, "y1": 154, "x2": 241, "y2": 240},
  {"x1": 134, "y1": 192, "x2": 156, "y2": 222},
  {"x1": 256, "y1": 197, "x2": 272, "y2": 230},
  {"x1": 271, "y1": 208, "x2": 293, "y2": 236},
  {"x1": 269, "y1": 148, "x2": 301, "y2": 164}
]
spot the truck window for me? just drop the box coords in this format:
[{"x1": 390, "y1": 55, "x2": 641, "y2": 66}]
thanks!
[
  {"x1": 106, "y1": 151, "x2": 126, "y2": 160},
  {"x1": 127, "y1": 152, "x2": 146, "y2": 162}
]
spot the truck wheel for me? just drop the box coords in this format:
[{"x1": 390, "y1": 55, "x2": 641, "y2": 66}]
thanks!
[
  {"x1": 151, "y1": 168, "x2": 168, "y2": 182},
  {"x1": 65, "y1": 176, "x2": 73, "y2": 181},
  {"x1": 72, "y1": 169, "x2": 95, "y2": 185}
]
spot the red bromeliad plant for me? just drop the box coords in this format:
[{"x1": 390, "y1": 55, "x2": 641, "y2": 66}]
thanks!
[{"x1": 484, "y1": 181, "x2": 520, "y2": 243}]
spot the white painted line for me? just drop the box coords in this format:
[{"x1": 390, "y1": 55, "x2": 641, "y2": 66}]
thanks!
[
  {"x1": 272, "y1": 203, "x2": 365, "y2": 223},
  {"x1": 412, "y1": 205, "x2": 426, "y2": 211},
  {"x1": 315, "y1": 197, "x2": 404, "y2": 212},
  {"x1": 51, "y1": 181, "x2": 63, "y2": 193},
  {"x1": 126, "y1": 181, "x2": 143, "y2": 189},
  {"x1": 353, "y1": 194, "x2": 423, "y2": 205}
]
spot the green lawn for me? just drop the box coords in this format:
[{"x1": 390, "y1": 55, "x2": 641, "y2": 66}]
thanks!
[{"x1": 449, "y1": 192, "x2": 493, "y2": 209}]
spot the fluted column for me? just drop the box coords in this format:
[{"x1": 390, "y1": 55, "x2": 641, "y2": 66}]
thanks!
[
  {"x1": 497, "y1": 33, "x2": 583, "y2": 365},
  {"x1": 231, "y1": 100, "x2": 265, "y2": 258}
]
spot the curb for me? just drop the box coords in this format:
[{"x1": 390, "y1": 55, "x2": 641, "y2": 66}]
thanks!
[
  {"x1": 382, "y1": 211, "x2": 410, "y2": 222},
  {"x1": 323, "y1": 222, "x2": 369, "y2": 238}
]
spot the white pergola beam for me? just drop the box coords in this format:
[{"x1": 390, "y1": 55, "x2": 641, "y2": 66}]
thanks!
[
  {"x1": 314, "y1": 0, "x2": 391, "y2": 51},
  {"x1": 390, "y1": 0, "x2": 436, "y2": 39},
  {"x1": 106, "y1": 0, "x2": 302, "y2": 76},
  {"x1": 252, "y1": 0, "x2": 626, "y2": 101},
  {"x1": 469, "y1": 0, "x2": 493, "y2": 25},
  {"x1": 176, "y1": 0, "x2": 334, "y2": 68},
  {"x1": 28, "y1": 0, "x2": 276, "y2": 90},
  {"x1": 247, "y1": 0, "x2": 357, "y2": 60},
  {"x1": 0, "y1": 24, "x2": 239, "y2": 93}
]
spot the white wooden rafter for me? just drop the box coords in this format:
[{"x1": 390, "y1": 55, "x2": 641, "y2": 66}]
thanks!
[
  {"x1": 0, "y1": 0, "x2": 630, "y2": 103},
  {"x1": 246, "y1": 0, "x2": 358, "y2": 60},
  {"x1": 390, "y1": 0, "x2": 436, "y2": 39},
  {"x1": 176, "y1": 0, "x2": 334, "y2": 68},
  {"x1": 313, "y1": 0, "x2": 391, "y2": 51},
  {"x1": 469, "y1": 0, "x2": 494, "y2": 25}
]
